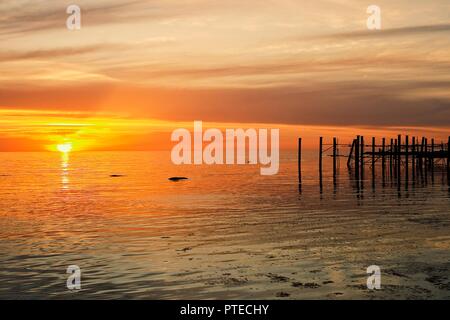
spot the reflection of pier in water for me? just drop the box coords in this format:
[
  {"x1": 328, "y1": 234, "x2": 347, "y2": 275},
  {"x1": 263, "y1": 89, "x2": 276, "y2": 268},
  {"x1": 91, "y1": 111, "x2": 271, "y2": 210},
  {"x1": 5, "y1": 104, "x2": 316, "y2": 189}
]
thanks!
[{"x1": 297, "y1": 135, "x2": 450, "y2": 196}]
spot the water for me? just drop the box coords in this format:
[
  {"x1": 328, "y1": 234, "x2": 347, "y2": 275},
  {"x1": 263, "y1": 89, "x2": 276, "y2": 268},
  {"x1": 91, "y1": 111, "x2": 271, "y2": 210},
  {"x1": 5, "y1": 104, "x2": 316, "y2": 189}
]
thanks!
[{"x1": 0, "y1": 151, "x2": 449, "y2": 299}]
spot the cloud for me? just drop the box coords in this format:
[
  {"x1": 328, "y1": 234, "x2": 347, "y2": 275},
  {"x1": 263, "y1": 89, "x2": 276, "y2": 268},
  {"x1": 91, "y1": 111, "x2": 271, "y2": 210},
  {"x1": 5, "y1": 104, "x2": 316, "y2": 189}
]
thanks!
[
  {"x1": 1, "y1": 81, "x2": 449, "y2": 127},
  {"x1": 96, "y1": 54, "x2": 450, "y2": 89},
  {"x1": 312, "y1": 23, "x2": 450, "y2": 40},
  {"x1": 0, "y1": 0, "x2": 172, "y2": 38},
  {"x1": 0, "y1": 44, "x2": 125, "y2": 62}
]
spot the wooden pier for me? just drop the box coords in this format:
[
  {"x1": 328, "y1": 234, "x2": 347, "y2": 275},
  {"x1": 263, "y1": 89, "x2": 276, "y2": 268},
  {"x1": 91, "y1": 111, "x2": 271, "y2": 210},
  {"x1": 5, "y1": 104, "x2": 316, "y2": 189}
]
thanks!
[{"x1": 298, "y1": 135, "x2": 450, "y2": 186}]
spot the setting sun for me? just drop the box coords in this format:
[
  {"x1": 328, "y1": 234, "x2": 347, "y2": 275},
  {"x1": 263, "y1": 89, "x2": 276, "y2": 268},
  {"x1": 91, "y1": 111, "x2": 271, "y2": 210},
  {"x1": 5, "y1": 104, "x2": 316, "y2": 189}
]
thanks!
[{"x1": 56, "y1": 142, "x2": 73, "y2": 153}]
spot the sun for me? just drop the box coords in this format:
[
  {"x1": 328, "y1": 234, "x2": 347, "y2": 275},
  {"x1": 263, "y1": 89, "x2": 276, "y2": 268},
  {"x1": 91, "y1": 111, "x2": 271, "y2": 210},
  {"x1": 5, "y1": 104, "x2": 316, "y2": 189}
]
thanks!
[{"x1": 56, "y1": 142, "x2": 73, "y2": 153}]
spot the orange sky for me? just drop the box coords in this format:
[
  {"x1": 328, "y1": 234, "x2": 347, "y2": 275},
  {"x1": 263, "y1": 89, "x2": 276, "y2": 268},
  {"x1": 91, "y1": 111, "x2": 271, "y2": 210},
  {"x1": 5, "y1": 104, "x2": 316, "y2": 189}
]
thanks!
[{"x1": 0, "y1": 0, "x2": 449, "y2": 151}]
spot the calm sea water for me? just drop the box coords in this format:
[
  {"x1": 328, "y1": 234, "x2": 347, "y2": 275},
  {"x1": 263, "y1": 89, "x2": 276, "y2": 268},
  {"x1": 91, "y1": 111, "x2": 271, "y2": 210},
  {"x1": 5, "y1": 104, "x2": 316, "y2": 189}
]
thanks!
[{"x1": 0, "y1": 151, "x2": 449, "y2": 299}]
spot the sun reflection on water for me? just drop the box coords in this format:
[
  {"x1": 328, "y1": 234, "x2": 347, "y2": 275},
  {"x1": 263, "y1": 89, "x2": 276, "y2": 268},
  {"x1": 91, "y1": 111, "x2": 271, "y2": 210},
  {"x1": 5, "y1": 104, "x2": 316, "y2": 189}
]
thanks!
[{"x1": 61, "y1": 152, "x2": 70, "y2": 190}]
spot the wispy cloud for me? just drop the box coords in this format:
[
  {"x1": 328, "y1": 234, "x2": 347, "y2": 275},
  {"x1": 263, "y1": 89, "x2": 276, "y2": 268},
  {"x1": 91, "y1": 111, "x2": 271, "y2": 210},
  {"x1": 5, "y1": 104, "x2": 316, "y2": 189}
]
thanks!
[
  {"x1": 0, "y1": 44, "x2": 125, "y2": 62},
  {"x1": 313, "y1": 23, "x2": 450, "y2": 40},
  {"x1": 0, "y1": 0, "x2": 171, "y2": 38}
]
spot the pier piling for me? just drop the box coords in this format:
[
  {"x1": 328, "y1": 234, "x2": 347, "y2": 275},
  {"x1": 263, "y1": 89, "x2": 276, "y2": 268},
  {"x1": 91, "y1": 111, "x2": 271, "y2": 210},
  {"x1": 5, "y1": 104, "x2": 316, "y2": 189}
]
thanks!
[
  {"x1": 333, "y1": 137, "x2": 337, "y2": 176},
  {"x1": 360, "y1": 136, "x2": 365, "y2": 180},
  {"x1": 405, "y1": 135, "x2": 409, "y2": 180},
  {"x1": 355, "y1": 136, "x2": 360, "y2": 180},
  {"x1": 319, "y1": 137, "x2": 323, "y2": 174},
  {"x1": 298, "y1": 138, "x2": 302, "y2": 185},
  {"x1": 382, "y1": 138, "x2": 386, "y2": 178}
]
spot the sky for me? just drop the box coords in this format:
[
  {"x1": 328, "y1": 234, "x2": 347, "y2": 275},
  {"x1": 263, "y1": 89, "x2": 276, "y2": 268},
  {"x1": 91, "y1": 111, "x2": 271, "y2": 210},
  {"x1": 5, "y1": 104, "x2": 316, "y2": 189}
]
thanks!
[{"x1": 0, "y1": 0, "x2": 449, "y2": 151}]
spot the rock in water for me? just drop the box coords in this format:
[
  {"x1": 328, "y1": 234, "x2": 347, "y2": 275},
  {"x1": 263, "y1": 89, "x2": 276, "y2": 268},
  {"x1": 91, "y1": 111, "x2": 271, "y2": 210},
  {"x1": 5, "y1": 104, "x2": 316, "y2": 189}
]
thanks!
[
  {"x1": 110, "y1": 174, "x2": 125, "y2": 177},
  {"x1": 169, "y1": 177, "x2": 188, "y2": 181}
]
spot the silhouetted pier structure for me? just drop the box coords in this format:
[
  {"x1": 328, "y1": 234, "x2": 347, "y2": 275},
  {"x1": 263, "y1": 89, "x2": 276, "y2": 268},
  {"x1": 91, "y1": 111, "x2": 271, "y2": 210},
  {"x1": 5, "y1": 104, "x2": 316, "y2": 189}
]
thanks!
[{"x1": 297, "y1": 135, "x2": 450, "y2": 188}]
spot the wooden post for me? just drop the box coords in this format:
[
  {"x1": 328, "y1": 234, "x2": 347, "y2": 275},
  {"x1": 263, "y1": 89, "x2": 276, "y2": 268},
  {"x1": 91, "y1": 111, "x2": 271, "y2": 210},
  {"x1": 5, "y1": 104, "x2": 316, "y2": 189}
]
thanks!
[
  {"x1": 405, "y1": 135, "x2": 409, "y2": 180},
  {"x1": 394, "y1": 139, "x2": 398, "y2": 174},
  {"x1": 394, "y1": 139, "x2": 398, "y2": 177},
  {"x1": 424, "y1": 138, "x2": 428, "y2": 172},
  {"x1": 360, "y1": 136, "x2": 365, "y2": 179},
  {"x1": 382, "y1": 138, "x2": 386, "y2": 178},
  {"x1": 418, "y1": 137, "x2": 421, "y2": 179},
  {"x1": 319, "y1": 137, "x2": 323, "y2": 192},
  {"x1": 372, "y1": 137, "x2": 376, "y2": 168},
  {"x1": 412, "y1": 136, "x2": 416, "y2": 179},
  {"x1": 333, "y1": 137, "x2": 337, "y2": 178},
  {"x1": 355, "y1": 136, "x2": 360, "y2": 180},
  {"x1": 371, "y1": 137, "x2": 376, "y2": 187},
  {"x1": 395, "y1": 137, "x2": 401, "y2": 186},
  {"x1": 397, "y1": 134, "x2": 401, "y2": 162},
  {"x1": 431, "y1": 138, "x2": 435, "y2": 169},
  {"x1": 420, "y1": 137, "x2": 425, "y2": 171},
  {"x1": 397, "y1": 135, "x2": 401, "y2": 179},
  {"x1": 298, "y1": 138, "x2": 302, "y2": 184},
  {"x1": 319, "y1": 137, "x2": 323, "y2": 174},
  {"x1": 390, "y1": 138, "x2": 394, "y2": 178}
]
